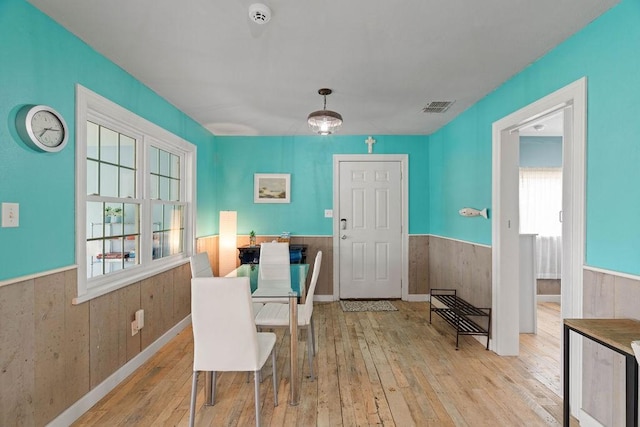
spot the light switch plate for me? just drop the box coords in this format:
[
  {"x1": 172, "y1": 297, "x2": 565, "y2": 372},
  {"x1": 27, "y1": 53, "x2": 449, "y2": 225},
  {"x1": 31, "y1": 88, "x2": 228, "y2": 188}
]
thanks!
[
  {"x1": 324, "y1": 209, "x2": 333, "y2": 218},
  {"x1": 2, "y1": 203, "x2": 19, "y2": 228}
]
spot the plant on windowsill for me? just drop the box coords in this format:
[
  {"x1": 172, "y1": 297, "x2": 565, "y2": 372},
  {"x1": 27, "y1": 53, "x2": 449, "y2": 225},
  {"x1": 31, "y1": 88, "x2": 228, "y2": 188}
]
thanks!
[
  {"x1": 104, "y1": 206, "x2": 113, "y2": 223},
  {"x1": 111, "y1": 207, "x2": 123, "y2": 223},
  {"x1": 249, "y1": 230, "x2": 256, "y2": 246}
]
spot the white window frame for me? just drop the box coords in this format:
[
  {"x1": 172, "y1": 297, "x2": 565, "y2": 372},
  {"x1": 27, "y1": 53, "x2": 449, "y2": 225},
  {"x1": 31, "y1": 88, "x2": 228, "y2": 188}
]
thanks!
[{"x1": 74, "y1": 85, "x2": 196, "y2": 303}]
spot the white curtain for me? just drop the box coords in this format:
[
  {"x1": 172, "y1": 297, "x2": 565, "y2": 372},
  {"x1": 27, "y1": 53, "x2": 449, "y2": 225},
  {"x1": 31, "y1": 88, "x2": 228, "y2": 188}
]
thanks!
[{"x1": 520, "y1": 168, "x2": 562, "y2": 279}]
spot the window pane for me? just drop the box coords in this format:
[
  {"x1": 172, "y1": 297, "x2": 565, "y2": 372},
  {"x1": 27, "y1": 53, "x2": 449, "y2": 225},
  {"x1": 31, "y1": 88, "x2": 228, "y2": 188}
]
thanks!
[
  {"x1": 122, "y1": 203, "x2": 139, "y2": 232},
  {"x1": 87, "y1": 240, "x2": 104, "y2": 278},
  {"x1": 100, "y1": 127, "x2": 119, "y2": 164},
  {"x1": 87, "y1": 160, "x2": 99, "y2": 196},
  {"x1": 120, "y1": 135, "x2": 135, "y2": 168},
  {"x1": 170, "y1": 153, "x2": 180, "y2": 179},
  {"x1": 150, "y1": 175, "x2": 159, "y2": 200},
  {"x1": 100, "y1": 163, "x2": 118, "y2": 197},
  {"x1": 86, "y1": 202, "x2": 104, "y2": 238},
  {"x1": 159, "y1": 149, "x2": 170, "y2": 176},
  {"x1": 120, "y1": 168, "x2": 135, "y2": 198},
  {"x1": 169, "y1": 178, "x2": 179, "y2": 201},
  {"x1": 150, "y1": 146, "x2": 159, "y2": 174},
  {"x1": 123, "y1": 236, "x2": 139, "y2": 268},
  {"x1": 87, "y1": 121, "x2": 99, "y2": 160},
  {"x1": 159, "y1": 176, "x2": 170, "y2": 200}
]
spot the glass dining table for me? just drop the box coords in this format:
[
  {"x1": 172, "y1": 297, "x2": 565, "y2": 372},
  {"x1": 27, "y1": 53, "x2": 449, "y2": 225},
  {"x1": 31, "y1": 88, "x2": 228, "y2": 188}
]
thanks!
[{"x1": 203, "y1": 263, "x2": 309, "y2": 407}]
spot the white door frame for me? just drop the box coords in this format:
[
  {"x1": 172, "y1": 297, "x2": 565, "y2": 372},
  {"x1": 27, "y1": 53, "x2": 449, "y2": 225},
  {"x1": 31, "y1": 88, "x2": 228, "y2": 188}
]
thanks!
[
  {"x1": 492, "y1": 77, "x2": 586, "y2": 415},
  {"x1": 332, "y1": 154, "x2": 409, "y2": 301}
]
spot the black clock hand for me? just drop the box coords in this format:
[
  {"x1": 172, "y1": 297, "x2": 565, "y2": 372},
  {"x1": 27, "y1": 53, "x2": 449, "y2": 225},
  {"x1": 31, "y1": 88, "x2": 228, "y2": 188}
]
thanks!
[{"x1": 39, "y1": 127, "x2": 61, "y2": 137}]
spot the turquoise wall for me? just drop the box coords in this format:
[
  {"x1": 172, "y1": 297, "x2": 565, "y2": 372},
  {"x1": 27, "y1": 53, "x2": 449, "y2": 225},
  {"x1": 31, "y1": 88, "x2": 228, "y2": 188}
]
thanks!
[
  {"x1": 429, "y1": 0, "x2": 640, "y2": 275},
  {"x1": 0, "y1": 0, "x2": 216, "y2": 281},
  {"x1": 214, "y1": 135, "x2": 429, "y2": 235},
  {"x1": 3, "y1": 0, "x2": 639, "y2": 280}
]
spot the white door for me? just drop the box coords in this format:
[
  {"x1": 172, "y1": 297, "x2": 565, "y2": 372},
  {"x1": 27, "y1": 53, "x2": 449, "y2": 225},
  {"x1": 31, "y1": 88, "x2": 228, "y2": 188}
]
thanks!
[{"x1": 338, "y1": 160, "x2": 402, "y2": 299}]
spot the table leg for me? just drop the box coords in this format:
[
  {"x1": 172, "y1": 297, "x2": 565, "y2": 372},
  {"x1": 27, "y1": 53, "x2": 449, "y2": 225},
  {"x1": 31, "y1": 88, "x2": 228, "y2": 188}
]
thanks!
[
  {"x1": 289, "y1": 293, "x2": 299, "y2": 406},
  {"x1": 625, "y1": 354, "x2": 638, "y2": 427},
  {"x1": 563, "y1": 324, "x2": 570, "y2": 427}
]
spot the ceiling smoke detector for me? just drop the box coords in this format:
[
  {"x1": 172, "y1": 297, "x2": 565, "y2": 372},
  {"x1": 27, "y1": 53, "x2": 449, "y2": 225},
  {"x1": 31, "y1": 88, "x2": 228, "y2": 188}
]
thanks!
[{"x1": 249, "y1": 3, "x2": 272, "y2": 24}]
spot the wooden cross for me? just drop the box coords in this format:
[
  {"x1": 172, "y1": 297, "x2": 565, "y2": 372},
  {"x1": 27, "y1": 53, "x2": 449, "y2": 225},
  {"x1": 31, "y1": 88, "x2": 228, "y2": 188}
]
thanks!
[{"x1": 365, "y1": 136, "x2": 376, "y2": 154}]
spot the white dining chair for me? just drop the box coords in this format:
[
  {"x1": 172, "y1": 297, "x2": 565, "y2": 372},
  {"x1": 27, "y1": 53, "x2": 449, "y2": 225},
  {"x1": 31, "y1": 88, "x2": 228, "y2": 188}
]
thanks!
[
  {"x1": 254, "y1": 251, "x2": 322, "y2": 381},
  {"x1": 253, "y1": 242, "x2": 291, "y2": 303},
  {"x1": 190, "y1": 252, "x2": 264, "y2": 315},
  {"x1": 189, "y1": 252, "x2": 214, "y2": 278},
  {"x1": 189, "y1": 277, "x2": 278, "y2": 427}
]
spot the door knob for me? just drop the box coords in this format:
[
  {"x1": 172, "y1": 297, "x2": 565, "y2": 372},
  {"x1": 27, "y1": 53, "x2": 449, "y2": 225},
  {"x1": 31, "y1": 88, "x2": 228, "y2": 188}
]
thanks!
[{"x1": 341, "y1": 235, "x2": 347, "y2": 240}]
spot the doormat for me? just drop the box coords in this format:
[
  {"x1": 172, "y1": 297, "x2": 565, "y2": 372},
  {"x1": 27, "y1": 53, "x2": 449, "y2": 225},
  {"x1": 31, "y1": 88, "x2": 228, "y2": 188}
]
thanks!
[{"x1": 340, "y1": 300, "x2": 398, "y2": 312}]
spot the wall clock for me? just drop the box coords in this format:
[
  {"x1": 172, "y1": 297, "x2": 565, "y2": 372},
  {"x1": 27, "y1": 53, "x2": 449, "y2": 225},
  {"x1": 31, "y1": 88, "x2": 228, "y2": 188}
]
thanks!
[{"x1": 15, "y1": 104, "x2": 69, "y2": 153}]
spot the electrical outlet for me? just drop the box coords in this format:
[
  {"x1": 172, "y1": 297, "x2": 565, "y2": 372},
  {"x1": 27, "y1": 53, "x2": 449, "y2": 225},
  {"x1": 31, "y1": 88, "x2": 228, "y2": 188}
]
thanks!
[{"x1": 131, "y1": 319, "x2": 139, "y2": 336}]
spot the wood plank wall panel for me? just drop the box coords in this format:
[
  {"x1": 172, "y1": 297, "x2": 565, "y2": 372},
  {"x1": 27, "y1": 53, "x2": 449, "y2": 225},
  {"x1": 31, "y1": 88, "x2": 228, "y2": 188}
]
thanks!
[
  {"x1": 0, "y1": 279, "x2": 36, "y2": 426},
  {"x1": 428, "y1": 236, "x2": 491, "y2": 308},
  {"x1": 89, "y1": 289, "x2": 125, "y2": 388},
  {"x1": 173, "y1": 263, "x2": 191, "y2": 321},
  {"x1": 141, "y1": 270, "x2": 174, "y2": 349},
  {"x1": 294, "y1": 236, "x2": 333, "y2": 296},
  {"x1": 409, "y1": 235, "x2": 429, "y2": 295},
  {"x1": 34, "y1": 270, "x2": 91, "y2": 425},
  {"x1": 62, "y1": 270, "x2": 90, "y2": 415},
  {"x1": 121, "y1": 282, "x2": 142, "y2": 362}
]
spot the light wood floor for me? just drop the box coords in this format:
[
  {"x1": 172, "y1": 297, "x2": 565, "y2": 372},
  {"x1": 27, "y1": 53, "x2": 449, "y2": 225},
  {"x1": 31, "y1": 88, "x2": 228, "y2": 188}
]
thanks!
[{"x1": 72, "y1": 301, "x2": 577, "y2": 426}]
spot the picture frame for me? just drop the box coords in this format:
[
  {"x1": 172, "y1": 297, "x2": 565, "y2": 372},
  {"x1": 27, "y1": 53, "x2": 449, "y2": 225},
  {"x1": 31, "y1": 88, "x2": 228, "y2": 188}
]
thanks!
[{"x1": 254, "y1": 173, "x2": 290, "y2": 203}]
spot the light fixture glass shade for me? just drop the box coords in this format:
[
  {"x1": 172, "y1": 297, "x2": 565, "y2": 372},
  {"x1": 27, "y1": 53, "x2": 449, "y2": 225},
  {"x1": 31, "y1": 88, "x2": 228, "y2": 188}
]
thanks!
[
  {"x1": 307, "y1": 110, "x2": 343, "y2": 135},
  {"x1": 218, "y1": 210, "x2": 237, "y2": 277}
]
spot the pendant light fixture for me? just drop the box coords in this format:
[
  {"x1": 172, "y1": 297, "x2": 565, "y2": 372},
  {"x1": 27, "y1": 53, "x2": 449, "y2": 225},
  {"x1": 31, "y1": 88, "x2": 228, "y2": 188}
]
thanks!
[{"x1": 307, "y1": 88, "x2": 343, "y2": 135}]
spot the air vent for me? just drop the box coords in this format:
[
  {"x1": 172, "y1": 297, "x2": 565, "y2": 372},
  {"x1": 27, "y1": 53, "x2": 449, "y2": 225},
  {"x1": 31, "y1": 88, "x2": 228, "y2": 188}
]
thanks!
[{"x1": 422, "y1": 101, "x2": 455, "y2": 114}]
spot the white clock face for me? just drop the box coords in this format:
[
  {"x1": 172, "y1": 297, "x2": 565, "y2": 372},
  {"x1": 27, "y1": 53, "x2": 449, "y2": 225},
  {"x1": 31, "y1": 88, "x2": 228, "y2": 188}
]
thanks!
[
  {"x1": 16, "y1": 105, "x2": 69, "y2": 152},
  {"x1": 31, "y1": 109, "x2": 65, "y2": 147}
]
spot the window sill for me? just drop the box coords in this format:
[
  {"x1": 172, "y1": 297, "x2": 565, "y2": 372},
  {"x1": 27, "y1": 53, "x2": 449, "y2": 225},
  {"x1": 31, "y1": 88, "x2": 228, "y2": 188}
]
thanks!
[{"x1": 73, "y1": 256, "x2": 190, "y2": 304}]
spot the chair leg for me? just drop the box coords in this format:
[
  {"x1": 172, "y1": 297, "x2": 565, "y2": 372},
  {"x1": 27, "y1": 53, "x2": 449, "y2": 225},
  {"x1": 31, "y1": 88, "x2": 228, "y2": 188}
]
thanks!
[
  {"x1": 272, "y1": 347, "x2": 278, "y2": 406},
  {"x1": 254, "y1": 370, "x2": 261, "y2": 427},
  {"x1": 307, "y1": 326, "x2": 314, "y2": 381},
  {"x1": 211, "y1": 371, "x2": 217, "y2": 405},
  {"x1": 189, "y1": 371, "x2": 198, "y2": 427},
  {"x1": 310, "y1": 317, "x2": 316, "y2": 356}
]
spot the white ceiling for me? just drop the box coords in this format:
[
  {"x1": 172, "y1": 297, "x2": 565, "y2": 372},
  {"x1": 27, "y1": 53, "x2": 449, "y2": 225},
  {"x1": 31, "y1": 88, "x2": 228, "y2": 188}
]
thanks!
[{"x1": 29, "y1": 0, "x2": 618, "y2": 136}]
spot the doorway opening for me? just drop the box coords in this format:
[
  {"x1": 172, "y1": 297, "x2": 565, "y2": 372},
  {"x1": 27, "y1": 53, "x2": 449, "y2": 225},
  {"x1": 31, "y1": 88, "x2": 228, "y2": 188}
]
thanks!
[{"x1": 491, "y1": 77, "x2": 586, "y2": 415}]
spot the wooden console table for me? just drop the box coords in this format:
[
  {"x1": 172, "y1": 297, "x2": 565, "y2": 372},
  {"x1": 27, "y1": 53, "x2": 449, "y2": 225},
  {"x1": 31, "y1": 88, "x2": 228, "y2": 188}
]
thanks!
[{"x1": 563, "y1": 318, "x2": 640, "y2": 427}]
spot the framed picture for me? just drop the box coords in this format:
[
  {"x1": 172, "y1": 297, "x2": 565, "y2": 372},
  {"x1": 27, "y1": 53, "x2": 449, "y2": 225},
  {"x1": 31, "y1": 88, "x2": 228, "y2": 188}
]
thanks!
[{"x1": 254, "y1": 173, "x2": 290, "y2": 203}]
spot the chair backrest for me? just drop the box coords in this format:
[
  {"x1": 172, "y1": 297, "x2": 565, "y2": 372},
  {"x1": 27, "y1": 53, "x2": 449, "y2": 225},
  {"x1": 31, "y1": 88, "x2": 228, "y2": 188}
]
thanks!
[
  {"x1": 190, "y1": 252, "x2": 214, "y2": 278},
  {"x1": 258, "y1": 242, "x2": 290, "y2": 283},
  {"x1": 301, "y1": 251, "x2": 322, "y2": 322},
  {"x1": 191, "y1": 277, "x2": 261, "y2": 371}
]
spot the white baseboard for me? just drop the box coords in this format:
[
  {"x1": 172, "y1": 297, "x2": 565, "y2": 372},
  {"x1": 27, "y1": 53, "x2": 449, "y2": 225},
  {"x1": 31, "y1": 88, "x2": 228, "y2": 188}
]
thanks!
[
  {"x1": 406, "y1": 294, "x2": 429, "y2": 302},
  {"x1": 537, "y1": 294, "x2": 561, "y2": 303},
  {"x1": 579, "y1": 409, "x2": 604, "y2": 427},
  {"x1": 314, "y1": 294, "x2": 429, "y2": 302},
  {"x1": 47, "y1": 316, "x2": 192, "y2": 427}
]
